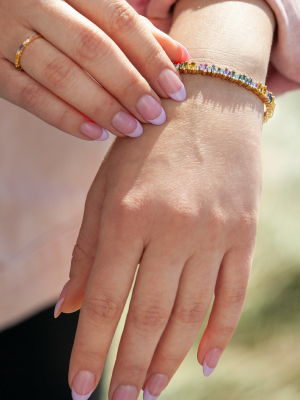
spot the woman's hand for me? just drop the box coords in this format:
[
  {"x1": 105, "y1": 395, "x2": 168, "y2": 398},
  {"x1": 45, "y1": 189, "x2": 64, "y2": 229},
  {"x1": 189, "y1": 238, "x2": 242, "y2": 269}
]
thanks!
[
  {"x1": 56, "y1": 71, "x2": 265, "y2": 399},
  {"x1": 0, "y1": 0, "x2": 189, "y2": 141}
]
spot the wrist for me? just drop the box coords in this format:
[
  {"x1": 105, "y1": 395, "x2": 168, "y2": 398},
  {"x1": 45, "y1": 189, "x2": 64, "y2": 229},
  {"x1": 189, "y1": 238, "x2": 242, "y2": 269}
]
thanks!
[{"x1": 172, "y1": 0, "x2": 275, "y2": 83}]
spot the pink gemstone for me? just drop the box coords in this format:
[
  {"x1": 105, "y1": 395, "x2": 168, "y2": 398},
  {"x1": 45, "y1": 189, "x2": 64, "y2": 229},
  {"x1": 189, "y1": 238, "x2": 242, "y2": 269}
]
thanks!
[
  {"x1": 254, "y1": 82, "x2": 258, "y2": 89},
  {"x1": 204, "y1": 64, "x2": 208, "y2": 71},
  {"x1": 30, "y1": 34, "x2": 36, "y2": 39}
]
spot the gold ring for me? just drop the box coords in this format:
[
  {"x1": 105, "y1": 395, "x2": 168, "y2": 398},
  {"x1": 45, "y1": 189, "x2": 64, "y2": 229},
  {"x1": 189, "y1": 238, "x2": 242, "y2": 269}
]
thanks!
[{"x1": 15, "y1": 34, "x2": 43, "y2": 71}]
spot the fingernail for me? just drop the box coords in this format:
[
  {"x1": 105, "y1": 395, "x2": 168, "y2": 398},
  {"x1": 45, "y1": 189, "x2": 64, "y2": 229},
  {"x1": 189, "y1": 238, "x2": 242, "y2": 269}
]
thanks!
[
  {"x1": 158, "y1": 69, "x2": 187, "y2": 102},
  {"x1": 203, "y1": 348, "x2": 222, "y2": 377},
  {"x1": 136, "y1": 95, "x2": 166, "y2": 125},
  {"x1": 113, "y1": 385, "x2": 137, "y2": 400},
  {"x1": 173, "y1": 40, "x2": 190, "y2": 62},
  {"x1": 80, "y1": 122, "x2": 109, "y2": 141},
  {"x1": 72, "y1": 370, "x2": 96, "y2": 400},
  {"x1": 112, "y1": 111, "x2": 143, "y2": 137},
  {"x1": 54, "y1": 279, "x2": 70, "y2": 318},
  {"x1": 143, "y1": 374, "x2": 168, "y2": 400}
]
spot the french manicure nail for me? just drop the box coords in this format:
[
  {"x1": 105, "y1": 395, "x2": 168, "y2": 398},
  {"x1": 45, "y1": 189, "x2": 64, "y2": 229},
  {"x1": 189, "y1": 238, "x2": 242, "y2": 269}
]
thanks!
[
  {"x1": 136, "y1": 95, "x2": 166, "y2": 125},
  {"x1": 158, "y1": 69, "x2": 187, "y2": 102},
  {"x1": 203, "y1": 348, "x2": 222, "y2": 377},
  {"x1": 72, "y1": 370, "x2": 96, "y2": 400},
  {"x1": 113, "y1": 385, "x2": 137, "y2": 400},
  {"x1": 143, "y1": 374, "x2": 168, "y2": 400},
  {"x1": 54, "y1": 279, "x2": 70, "y2": 318},
  {"x1": 173, "y1": 40, "x2": 190, "y2": 62},
  {"x1": 112, "y1": 111, "x2": 143, "y2": 137},
  {"x1": 80, "y1": 122, "x2": 109, "y2": 141}
]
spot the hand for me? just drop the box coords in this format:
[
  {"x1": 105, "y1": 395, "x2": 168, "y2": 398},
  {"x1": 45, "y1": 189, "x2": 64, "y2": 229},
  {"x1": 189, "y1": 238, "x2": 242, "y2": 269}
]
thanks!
[
  {"x1": 55, "y1": 73, "x2": 264, "y2": 399},
  {"x1": 0, "y1": 0, "x2": 189, "y2": 141},
  {"x1": 127, "y1": 0, "x2": 177, "y2": 33}
]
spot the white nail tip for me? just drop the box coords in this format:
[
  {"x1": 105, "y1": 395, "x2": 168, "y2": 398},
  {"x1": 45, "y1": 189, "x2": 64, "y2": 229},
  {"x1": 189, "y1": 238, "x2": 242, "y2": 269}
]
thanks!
[
  {"x1": 147, "y1": 108, "x2": 166, "y2": 125},
  {"x1": 96, "y1": 129, "x2": 109, "y2": 141},
  {"x1": 72, "y1": 389, "x2": 94, "y2": 400},
  {"x1": 126, "y1": 120, "x2": 143, "y2": 137},
  {"x1": 54, "y1": 298, "x2": 64, "y2": 318},
  {"x1": 168, "y1": 85, "x2": 187, "y2": 102},
  {"x1": 143, "y1": 387, "x2": 159, "y2": 400},
  {"x1": 203, "y1": 362, "x2": 215, "y2": 377}
]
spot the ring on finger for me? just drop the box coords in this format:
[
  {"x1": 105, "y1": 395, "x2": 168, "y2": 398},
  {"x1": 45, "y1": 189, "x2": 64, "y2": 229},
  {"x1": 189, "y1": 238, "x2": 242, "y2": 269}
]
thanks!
[{"x1": 15, "y1": 33, "x2": 43, "y2": 71}]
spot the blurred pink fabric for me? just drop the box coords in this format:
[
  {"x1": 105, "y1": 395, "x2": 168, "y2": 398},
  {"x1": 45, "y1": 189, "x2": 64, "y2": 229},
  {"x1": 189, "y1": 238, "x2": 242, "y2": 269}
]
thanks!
[
  {"x1": 128, "y1": 0, "x2": 300, "y2": 95},
  {"x1": 0, "y1": 100, "x2": 111, "y2": 331}
]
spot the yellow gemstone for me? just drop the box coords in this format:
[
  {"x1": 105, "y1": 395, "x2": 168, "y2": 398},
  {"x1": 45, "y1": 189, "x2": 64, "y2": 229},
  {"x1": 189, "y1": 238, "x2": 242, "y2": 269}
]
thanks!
[
  {"x1": 257, "y1": 83, "x2": 262, "y2": 90},
  {"x1": 190, "y1": 62, "x2": 196, "y2": 70},
  {"x1": 183, "y1": 61, "x2": 189, "y2": 69}
]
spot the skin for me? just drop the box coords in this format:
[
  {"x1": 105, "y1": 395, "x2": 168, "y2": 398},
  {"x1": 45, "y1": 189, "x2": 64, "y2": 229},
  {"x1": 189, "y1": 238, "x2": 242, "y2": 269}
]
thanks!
[
  {"x1": 0, "y1": 0, "x2": 186, "y2": 139},
  {"x1": 57, "y1": 0, "x2": 276, "y2": 398}
]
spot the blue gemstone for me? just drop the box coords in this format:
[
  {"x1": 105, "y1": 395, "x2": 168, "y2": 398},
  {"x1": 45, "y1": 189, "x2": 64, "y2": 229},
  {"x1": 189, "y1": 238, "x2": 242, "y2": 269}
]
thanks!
[
  {"x1": 18, "y1": 44, "x2": 24, "y2": 51},
  {"x1": 212, "y1": 65, "x2": 217, "y2": 73},
  {"x1": 248, "y1": 78, "x2": 253, "y2": 86},
  {"x1": 235, "y1": 74, "x2": 240, "y2": 80}
]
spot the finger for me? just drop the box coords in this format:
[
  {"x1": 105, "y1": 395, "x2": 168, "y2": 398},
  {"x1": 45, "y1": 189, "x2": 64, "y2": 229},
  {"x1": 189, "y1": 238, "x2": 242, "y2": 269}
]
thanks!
[
  {"x1": 68, "y1": 206, "x2": 144, "y2": 398},
  {"x1": 54, "y1": 169, "x2": 107, "y2": 318},
  {"x1": 108, "y1": 241, "x2": 186, "y2": 400},
  {"x1": 4, "y1": 30, "x2": 145, "y2": 138},
  {"x1": 65, "y1": 0, "x2": 187, "y2": 101},
  {"x1": 141, "y1": 250, "x2": 222, "y2": 399},
  {"x1": 29, "y1": 2, "x2": 168, "y2": 125},
  {"x1": 0, "y1": 58, "x2": 108, "y2": 141},
  {"x1": 146, "y1": 0, "x2": 176, "y2": 32},
  {"x1": 197, "y1": 247, "x2": 253, "y2": 377},
  {"x1": 142, "y1": 17, "x2": 190, "y2": 62},
  {"x1": 147, "y1": 0, "x2": 177, "y2": 19}
]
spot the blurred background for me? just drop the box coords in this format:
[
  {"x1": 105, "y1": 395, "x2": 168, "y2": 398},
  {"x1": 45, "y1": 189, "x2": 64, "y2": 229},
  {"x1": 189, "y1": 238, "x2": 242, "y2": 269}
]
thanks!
[{"x1": 103, "y1": 89, "x2": 300, "y2": 400}]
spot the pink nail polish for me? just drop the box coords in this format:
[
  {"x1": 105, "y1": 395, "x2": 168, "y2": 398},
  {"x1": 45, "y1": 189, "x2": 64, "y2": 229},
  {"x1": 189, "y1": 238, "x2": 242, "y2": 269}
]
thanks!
[
  {"x1": 158, "y1": 69, "x2": 187, "y2": 102},
  {"x1": 72, "y1": 370, "x2": 96, "y2": 400},
  {"x1": 80, "y1": 122, "x2": 109, "y2": 141},
  {"x1": 173, "y1": 40, "x2": 190, "y2": 62},
  {"x1": 143, "y1": 374, "x2": 168, "y2": 400},
  {"x1": 203, "y1": 348, "x2": 222, "y2": 377},
  {"x1": 113, "y1": 385, "x2": 137, "y2": 400},
  {"x1": 136, "y1": 95, "x2": 166, "y2": 125},
  {"x1": 54, "y1": 279, "x2": 70, "y2": 318},
  {"x1": 112, "y1": 111, "x2": 143, "y2": 137}
]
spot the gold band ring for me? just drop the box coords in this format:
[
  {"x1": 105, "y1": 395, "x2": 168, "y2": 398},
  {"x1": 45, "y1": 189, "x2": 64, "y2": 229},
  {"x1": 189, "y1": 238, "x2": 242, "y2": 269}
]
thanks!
[{"x1": 15, "y1": 34, "x2": 43, "y2": 71}]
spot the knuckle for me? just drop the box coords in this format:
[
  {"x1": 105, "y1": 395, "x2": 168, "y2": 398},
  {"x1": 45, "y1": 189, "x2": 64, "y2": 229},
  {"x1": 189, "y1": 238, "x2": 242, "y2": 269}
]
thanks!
[
  {"x1": 130, "y1": 303, "x2": 169, "y2": 333},
  {"x1": 118, "y1": 73, "x2": 142, "y2": 98},
  {"x1": 119, "y1": 362, "x2": 146, "y2": 376},
  {"x1": 43, "y1": 57, "x2": 74, "y2": 88},
  {"x1": 221, "y1": 289, "x2": 247, "y2": 308},
  {"x1": 85, "y1": 293, "x2": 121, "y2": 325},
  {"x1": 75, "y1": 341, "x2": 106, "y2": 364},
  {"x1": 237, "y1": 211, "x2": 258, "y2": 233},
  {"x1": 18, "y1": 82, "x2": 47, "y2": 110},
  {"x1": 172, "y1": 301, "x2": 207, "y2": 326},
  {"x1": 75, "y1": 27, "x2": 106, "y2": 61},
  {"x1": 143, "y1": 46, "x2": 162, "y2": 69},
  {"x1": 117, "y1": 194, "x2": 145, "y2": 220},
  {"x1": 212, "y1": 324, "x2": 236, "y2": 338},
  {"x1": 107, "y1": 3, "x2": 138, "y2": 34}
]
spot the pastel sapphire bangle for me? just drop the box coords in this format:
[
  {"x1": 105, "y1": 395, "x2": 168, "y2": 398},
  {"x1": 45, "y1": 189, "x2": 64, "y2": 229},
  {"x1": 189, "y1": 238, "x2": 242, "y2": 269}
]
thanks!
[{"x1": 174, "y1": 62, "x2": 275, "y2": 123}]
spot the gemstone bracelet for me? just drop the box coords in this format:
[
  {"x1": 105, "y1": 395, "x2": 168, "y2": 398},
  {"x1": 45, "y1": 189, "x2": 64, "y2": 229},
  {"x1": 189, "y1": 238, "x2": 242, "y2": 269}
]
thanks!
[{"x1": 174, "y1": 62, "x2": 275, "y2": 123}]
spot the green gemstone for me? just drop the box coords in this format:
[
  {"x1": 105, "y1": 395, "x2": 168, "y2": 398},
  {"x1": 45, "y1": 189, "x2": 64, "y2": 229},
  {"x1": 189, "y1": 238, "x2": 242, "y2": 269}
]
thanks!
[{"x1": 231, "y1": 71, "x2": 236, "y2": 78}]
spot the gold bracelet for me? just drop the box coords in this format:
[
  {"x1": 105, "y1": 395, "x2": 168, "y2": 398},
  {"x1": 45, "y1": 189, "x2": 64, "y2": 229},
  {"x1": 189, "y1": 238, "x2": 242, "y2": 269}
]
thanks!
[
  {"x1": 174, "y1": 62, "x2": 275, "y2": 123},
  {"x1": 15, "y1": 34, "x2": 43, "y2": 71}
]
